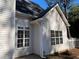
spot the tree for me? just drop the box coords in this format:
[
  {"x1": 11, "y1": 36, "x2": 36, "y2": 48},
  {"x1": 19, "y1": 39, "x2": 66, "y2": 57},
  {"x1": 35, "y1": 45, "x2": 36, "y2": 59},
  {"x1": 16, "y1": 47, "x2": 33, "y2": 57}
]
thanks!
[
  {"x1": 68, "y1": 6, "x2": 79, "y2": 22},
  {"x1": 45, "y1": 0, "x2": 73, "y2": 18},
  {"x1": 68, "y1": 6, "x2": 79, "y2": 38}
]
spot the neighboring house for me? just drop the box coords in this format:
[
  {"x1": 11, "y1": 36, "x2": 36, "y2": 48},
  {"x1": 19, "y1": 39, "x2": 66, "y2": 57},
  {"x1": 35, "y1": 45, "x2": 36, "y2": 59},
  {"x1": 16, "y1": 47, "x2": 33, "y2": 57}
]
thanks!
[
  {"x1": 0, "y1": 0, "x2": 15, "y2": 59},
  {"x1": 0, "y1": 0, "x2": 71, "y2": 59}
]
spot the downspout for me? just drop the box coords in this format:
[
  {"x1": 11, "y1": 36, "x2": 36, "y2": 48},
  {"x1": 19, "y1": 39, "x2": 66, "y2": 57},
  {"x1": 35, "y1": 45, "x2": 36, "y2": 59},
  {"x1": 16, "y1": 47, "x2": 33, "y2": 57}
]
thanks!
[
  {"x1": 39, "y1": 19, "x2": 46, "y2": 58},
  {"x1": 67, "y1": 26, "x2": 71, "y2": 39}
]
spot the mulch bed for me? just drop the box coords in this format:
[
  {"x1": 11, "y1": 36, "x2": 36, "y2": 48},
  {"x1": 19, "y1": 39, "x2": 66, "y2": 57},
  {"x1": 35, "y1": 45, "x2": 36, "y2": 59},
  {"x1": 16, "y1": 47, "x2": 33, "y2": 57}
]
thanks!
[
  {"x1": 69, "y1": 48, "x2": 79, "y2": 57},
  {"x1": 15, "y1": 48, "x2": 79, "y2": 59},
  {"x1": 47, "y1": 48, "x2": 79, "y2": 59}
]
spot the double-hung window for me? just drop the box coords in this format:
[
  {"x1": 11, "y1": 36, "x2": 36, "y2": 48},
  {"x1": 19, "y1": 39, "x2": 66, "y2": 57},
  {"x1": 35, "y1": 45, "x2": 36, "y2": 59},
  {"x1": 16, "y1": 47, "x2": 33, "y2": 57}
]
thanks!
[
  {"x1": 51, "y1": 30, "x2": 63, "y2": 45},
  {"x1": 17, "y1": 26, "x2": 30, "y2": 48},
  {"x1": 25, "y1": 27, "x2": 30, "y2": 46}
]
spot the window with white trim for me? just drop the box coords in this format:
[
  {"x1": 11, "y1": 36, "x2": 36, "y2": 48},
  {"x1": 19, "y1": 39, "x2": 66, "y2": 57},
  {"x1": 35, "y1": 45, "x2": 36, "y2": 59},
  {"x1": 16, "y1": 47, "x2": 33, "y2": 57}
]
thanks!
[
  {"x1": 17, "y1": 26, "x2": 30, "y2": 48},
  {"x1": 51, "y1": 30, "x2": 63, "y2": 45}
]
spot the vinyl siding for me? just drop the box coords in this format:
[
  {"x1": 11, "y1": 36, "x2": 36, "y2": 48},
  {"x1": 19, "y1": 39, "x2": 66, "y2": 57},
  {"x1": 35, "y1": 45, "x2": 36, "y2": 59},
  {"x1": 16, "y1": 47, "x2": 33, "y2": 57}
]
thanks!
[
  {"x1": 0, "y1": 0, "x2": 15, "y2": 59},
  {"x1": 48, "y1": 8, "x2": 69, "y2": 53},
  {"x1": 14, "y1": 18, "x2": 32, "y2": 58},
  {"x1": 42, "y1": 8, "x2": 69, "y2": 55}
]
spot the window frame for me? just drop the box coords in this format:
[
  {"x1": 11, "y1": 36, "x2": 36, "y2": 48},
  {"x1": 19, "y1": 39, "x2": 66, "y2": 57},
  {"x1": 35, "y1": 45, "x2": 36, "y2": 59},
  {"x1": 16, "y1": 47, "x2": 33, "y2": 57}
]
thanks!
[
  {"x1": 16, "y1": 26, "x2": 30, "y2": 48},
  {"x1": 51, "y1": 30, "x2": 63, "y2": 45}
]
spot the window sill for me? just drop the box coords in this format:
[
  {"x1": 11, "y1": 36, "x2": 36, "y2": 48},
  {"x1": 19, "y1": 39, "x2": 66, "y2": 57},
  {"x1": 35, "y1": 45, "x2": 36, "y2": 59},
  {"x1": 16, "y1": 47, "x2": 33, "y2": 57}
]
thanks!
[{"x1": 15, "y1": 46, "x2": 32, "y2": 49}]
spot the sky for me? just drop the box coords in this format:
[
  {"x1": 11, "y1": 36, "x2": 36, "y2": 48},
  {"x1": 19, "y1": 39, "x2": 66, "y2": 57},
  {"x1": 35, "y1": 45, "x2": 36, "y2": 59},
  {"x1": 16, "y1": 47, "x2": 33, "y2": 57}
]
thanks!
[
  {"x1": 32, "y1": 0, "x2": 79, "y2": 9},
  {"x1": 32, "y1": 0, "x2": 48, "y2": 9},
  {"x1": 74, "y1": 0, "x2": 79, "y2": 5}
]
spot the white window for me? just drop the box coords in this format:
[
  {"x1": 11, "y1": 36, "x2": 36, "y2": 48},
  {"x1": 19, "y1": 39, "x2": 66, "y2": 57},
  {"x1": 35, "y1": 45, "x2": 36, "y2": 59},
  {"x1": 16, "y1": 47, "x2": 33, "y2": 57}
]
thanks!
[
  {"x1": 51, "y1": 30, "x2": 63, "y2": 45},
  {"x1": 17, "y1": 26, "x2": 30, "y2": 48}
]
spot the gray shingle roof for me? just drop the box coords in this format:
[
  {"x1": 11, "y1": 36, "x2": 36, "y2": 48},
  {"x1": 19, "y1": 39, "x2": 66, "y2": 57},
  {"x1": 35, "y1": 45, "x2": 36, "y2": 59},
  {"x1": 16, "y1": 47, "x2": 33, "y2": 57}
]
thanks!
[{"x1": 16, "y1": 0, "x2": 44, "y2": 18}]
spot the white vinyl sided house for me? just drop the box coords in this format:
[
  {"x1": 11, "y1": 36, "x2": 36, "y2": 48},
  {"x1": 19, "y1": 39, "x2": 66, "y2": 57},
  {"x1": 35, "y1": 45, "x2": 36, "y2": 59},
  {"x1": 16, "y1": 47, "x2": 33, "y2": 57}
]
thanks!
[
  {"x1": 0, "y1": 1, "x2": 71, "y2": 59},
  {"x1": 30, "y1": 4, "x2": 70, "y2": 58}
]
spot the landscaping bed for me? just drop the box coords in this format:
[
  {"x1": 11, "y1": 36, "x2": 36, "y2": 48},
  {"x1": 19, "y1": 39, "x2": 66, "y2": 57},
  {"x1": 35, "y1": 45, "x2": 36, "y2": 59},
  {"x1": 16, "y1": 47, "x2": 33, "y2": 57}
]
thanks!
[{"x1": 47, "y1": 49, "x2": 79, "y2": 59}]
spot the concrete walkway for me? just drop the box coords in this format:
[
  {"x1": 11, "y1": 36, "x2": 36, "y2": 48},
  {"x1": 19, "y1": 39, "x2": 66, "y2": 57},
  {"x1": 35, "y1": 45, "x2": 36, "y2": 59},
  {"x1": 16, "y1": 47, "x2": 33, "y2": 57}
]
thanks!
[{"x1": 15, "y1": 54, "x2": 42, "y2": 59}]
